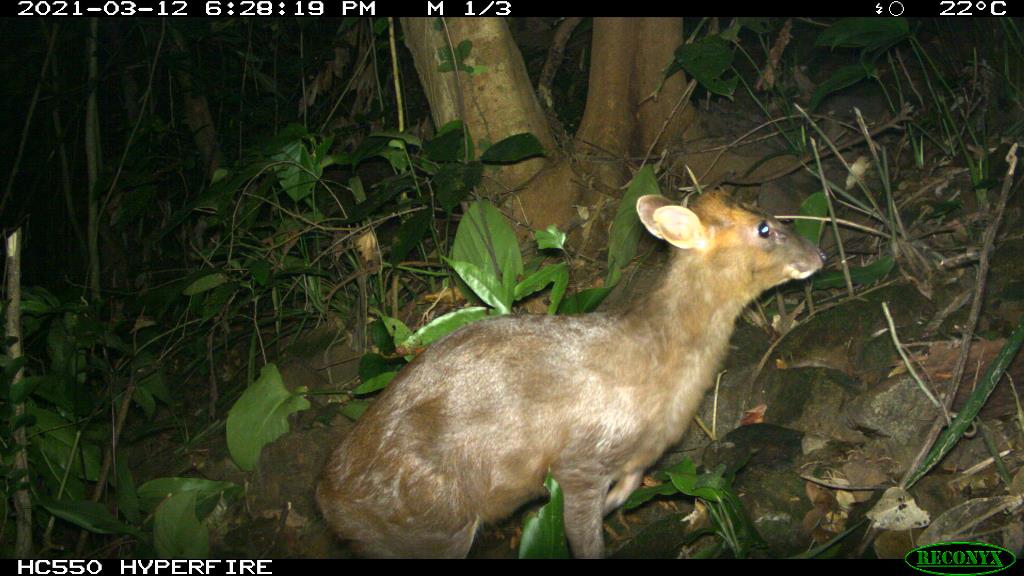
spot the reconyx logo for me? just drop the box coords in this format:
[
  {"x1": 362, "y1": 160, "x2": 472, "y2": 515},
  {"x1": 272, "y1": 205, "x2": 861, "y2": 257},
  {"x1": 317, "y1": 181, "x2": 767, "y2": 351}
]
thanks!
[{"x1": 905, "y1": 542, "x2": 1016, "y2": 576}]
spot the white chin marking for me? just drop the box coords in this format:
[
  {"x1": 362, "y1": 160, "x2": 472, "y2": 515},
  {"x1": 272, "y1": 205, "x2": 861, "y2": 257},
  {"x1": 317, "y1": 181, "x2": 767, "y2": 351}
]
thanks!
[{"x1": 787, "y1": 266, "x2": 814, "y2": 280}]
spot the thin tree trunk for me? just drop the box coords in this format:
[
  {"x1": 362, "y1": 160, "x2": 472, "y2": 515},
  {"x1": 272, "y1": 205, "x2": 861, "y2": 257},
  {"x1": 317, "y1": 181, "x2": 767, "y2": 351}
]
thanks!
[
  {"x1": 85, "y1": 18, "x2": 102, "y2": 302},
  {"x1": 7, "y1": 230, "x2": 32, "y2": 558}
]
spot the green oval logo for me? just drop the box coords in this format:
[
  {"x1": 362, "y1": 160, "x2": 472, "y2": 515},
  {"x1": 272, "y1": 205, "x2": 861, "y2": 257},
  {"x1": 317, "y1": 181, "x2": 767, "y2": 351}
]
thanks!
[{"x1": 905, "y1": 542, "x2": 1016, "y2": 576}]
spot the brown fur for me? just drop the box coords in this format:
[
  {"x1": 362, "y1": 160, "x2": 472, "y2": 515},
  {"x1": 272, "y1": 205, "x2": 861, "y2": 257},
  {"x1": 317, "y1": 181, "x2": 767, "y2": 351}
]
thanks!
[{"x1": 316, "y1": 191, "x2": 824, "y2": 558}]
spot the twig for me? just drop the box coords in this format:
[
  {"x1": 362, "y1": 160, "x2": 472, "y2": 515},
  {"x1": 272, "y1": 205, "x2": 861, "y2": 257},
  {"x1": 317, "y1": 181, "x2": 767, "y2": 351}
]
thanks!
[
  {"x1": 881, "y1": 301, "x2": 947, "y2": 420},
  {"x1": 811, "y1": 138, "x2": 855, "y2": 297},
  {"x1": 900, "y1": 143, "x2": 1019, "y2": 486}
]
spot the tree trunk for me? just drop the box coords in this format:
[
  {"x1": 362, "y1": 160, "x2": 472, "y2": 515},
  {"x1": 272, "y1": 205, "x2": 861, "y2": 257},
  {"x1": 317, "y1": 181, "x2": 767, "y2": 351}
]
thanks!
[
  {"x1": 402, "y1": 17, "x2": 702, "y2": 251},
  {"x1": 401, "y1": 18, "x2": 557, "y2": 203}
]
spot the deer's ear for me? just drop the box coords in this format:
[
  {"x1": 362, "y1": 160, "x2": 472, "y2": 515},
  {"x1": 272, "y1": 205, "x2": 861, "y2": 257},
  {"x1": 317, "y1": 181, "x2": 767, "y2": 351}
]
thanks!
[
  {"x1": 637, "y1": 195, "x2": 675, "y2": 238},
  {"x1": 639, "y1": 200, "x2": 708, "y2": 251}
]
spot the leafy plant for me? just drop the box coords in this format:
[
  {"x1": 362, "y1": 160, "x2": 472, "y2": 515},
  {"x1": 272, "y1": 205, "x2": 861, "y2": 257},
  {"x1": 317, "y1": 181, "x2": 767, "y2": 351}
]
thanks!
[{"x1": 623, "y1": 458, "x2": 767, "y2": 558}]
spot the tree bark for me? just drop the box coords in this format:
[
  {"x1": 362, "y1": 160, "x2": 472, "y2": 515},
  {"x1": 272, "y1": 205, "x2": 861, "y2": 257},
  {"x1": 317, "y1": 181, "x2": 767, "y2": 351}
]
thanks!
[{"x1": 401, "y1": 18, "x2": 557, "y2": 201}]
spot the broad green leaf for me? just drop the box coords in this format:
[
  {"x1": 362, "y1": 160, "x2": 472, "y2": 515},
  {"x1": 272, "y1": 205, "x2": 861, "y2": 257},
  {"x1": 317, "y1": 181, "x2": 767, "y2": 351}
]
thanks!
[
  {"x1": 114, "y1": 454, "x2": 141, "y2": 524},
  {"x1": 133, "y1": 385, "x2": 156, "y2": 420},
  {"x1": 622, "y1": 483, "x2": 680, "y2": 510},
  {"x1": 183, "y1": 273, "x2": 228, "y2": 296},
  {"x1": 201, "y1": 281, "x2": 240, "y2": 321},
  {"x1": 353, "y1": 371, "x2": 397, "y2": 395},
  {"x1": 669, "y1": 464, "x2": 728, "y2": 503},
  {"x1": 447, "y1": 260, "x2": 512, "y2": 314},
  {"x1": 400, "y1": 307, "x2": 489, "y2": 350},
  {"x1": 249, "y1": 259, "x2": 271, "y2": 287},
  {"x1": 534, "y1": 225, "x2": 566, "y2": 251},
  {"x1": 137, "y1": 477, "x2": 241, "y2": 516},
  {"x1": 341, "y1": 400, "x2": 371, "y2": 421},
  {"x1": 349, "y1": 175, "x2": 366, "y2": 203},
  {"x1": 433, "y1": 161, "x2": 482, "y2": 213},
  {"x1": 674, "y1": 36, "x2": 737, "y2": 98},
  {"x1": 380, "y1": 316, "x2": 412, "y2": 349},
  {"x1": 154, "y1": 491, "x2": 209, "y2": 559},
  {"x1": 424, "y1": 122, "x2": 469, "y2": 162},
  {"x1": 370, "y1": 319, "x2": 396, "y2": 355},
  {"x1": 358, "y1": 353, "x2": 405, "y2": 382},
  {"x1": 21, "y1": 287, "x2": 60, "y2": 315},
  {"x1": 370, "y1": 130, "x2": 423, "y2": 148},
  {"x1": 815, "y1": 18, "x2": 910, "y2": 51},
  {"x1": 607, "y1": 166, "x2": 661, "y2": 286},
  {"x1": 29, "y1": 406, "x2": 102, "y2": 482},
  {"x1": 794, "y1": 192, "x2": 827, "y2": 244},
  {"x1": 451, "y1": 200, "x2": 522, "y2": 299},
  {"x1": 10, "y1": 374, "x2": 45, "y2": 403},
  {"x1": 273, "y1": 139, "x2": 320, "y2": 203},
  {"x1": 809, "y1": 64, "x2": 874, "y2": 110},
  {"x1": 812, "y1": 256, "x2": 894, "y2": 289},
  {"x1": 389, "y1": 209, "x2": 433, "y2": 266},
  {"x1": 557, "y1": 287, "x2": 612, "y2": 315},
  {"x1": 519, "y1": 475, "x2": 570, "y2": 559},
  {"x1": 38, "y1": 498, "x2": 141, "y2": 537},
  {"x1": 480, "y1": 133, "x2": 545, "y2": 164},
  {"x1": 226, "y1": 364, "x2": 311, "y2": 471},
  {"x1": 514, "y1": 264, "x2": 569, "y2": 314}
]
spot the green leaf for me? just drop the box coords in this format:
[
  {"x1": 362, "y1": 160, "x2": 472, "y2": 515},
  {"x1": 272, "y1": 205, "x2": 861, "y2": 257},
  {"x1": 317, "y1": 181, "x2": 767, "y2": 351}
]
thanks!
[
  {"x1": 423, "y1": 121, "x2": 469, "y2": 162},
  {"x1": 794, "y1": 192, "x2": 827, "y2": 244},
  {"x1": 249, "y1": 260, "x2": 271, "y2": 287},
  {"x1": 349, "y1": 175, "x2": 366, "y2": 203},
  {"x1": 226, "y1": 364, "x2": 311, "y2": 471},
  {"x1": 809, "y1": 64, "x2": 874, "y2": 110},
  {"x1": 447, "y1": 260, "x2": 512, "y2": 314},
  {"x1": 534, "y1": 225, "x2": 566, "y2": 251},
  {"x1": 380, "y1": 316, "x2": 412, "y2": 350},
  {"x1": 399, "y1": 307, "x2": 489, "y2": 350},
  {"x1": 183, "y1": 273, "x2": 228, "y2": 296},
  {"x1": 38, "y1": 498, "x2": 141, "y2": 537},
  {"x1": 370, "y1": 319, "x2": 396, "y2": 355},
  {"x1": 451, "y1": 200, "x2": 523, "y2": 300},
  {"x1": 607, "y1": 166, "x2": 662, "y2": 287},
  {"x1": 905, "y1": 318, "x2": 1024, "y2": 488},
  {"x1": 29, "y1": 406, "x2": 102, "y2": 482},
  {"x1": 669, "y1": 464, "x2": 727, "y2": 503},
  {"x1": 10, "y1": 374, "x2": 43, "y2": 403},
  {"x1": 438, "y1": 40, "x2": 474, "y2": 73},
  {"x1": 137, "y1": 477, "x2": 241, "y2": 516},
  {"x1": 133, "y1": 385, "x2": 156, "y2": 420},
  {"x1": 340, "y1": 400, "x2": 371, "y2": 421},
  {"x1": 815, "y1": 18, "x2": 910, "y2": 51},
  {"x1": 353, "y1": 371, "x2": 397, "y2": 395},
  {"x1": 433, "y1": 161, "x2": 482, "y2": 213},
  {"x1": 273, "y1": 139, "x2": 320, "y2": 203},
  {"x1": 812, "y1": 256, "x2": 894, "y2": 289},
  {"x1": 557, "y1": 287, "x2": 612, "y2": 315},
  {"x1": 674, "y1": 36, "x2": 737, "y2": 98},
  {"x1": 514, "y1": 264, "x2": 569, "y2": 314},
  {"x1": 480, "y1": 133, "x2": 545, "y2": 164},
  {"x1": 622, "y1": 483, "x2": 681, "y2": 510},
  {"x1": 154, "y1": 491, "x2": 209, "y2": 559},
  {"x1": 201, "y1": 281, "x2": 239, "y2": 321},
  {"x1": 389, "y1": 209, "x2": 433, "y2": 266},
  {"x1": 519, "y1": 474, "x2": 570, "y2": 559},
  {"x1": 358, "y1": 353, "x2": 405, "y2": 382},
  {"x1": 114, "y1": 454, "x2": 141, "y2": 524}
]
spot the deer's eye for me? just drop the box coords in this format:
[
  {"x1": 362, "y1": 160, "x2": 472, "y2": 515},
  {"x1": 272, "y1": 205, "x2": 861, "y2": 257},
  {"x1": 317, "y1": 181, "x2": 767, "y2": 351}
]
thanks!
[{"x1": 757, "y1": 221, "x2": 771, "y2": 239}]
